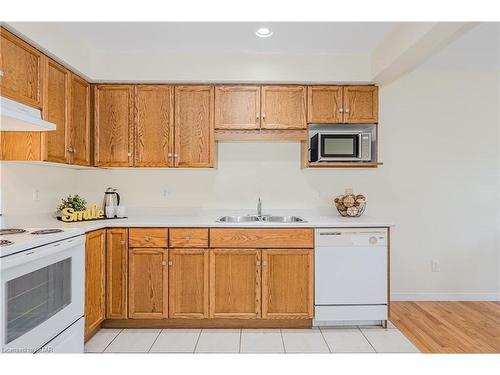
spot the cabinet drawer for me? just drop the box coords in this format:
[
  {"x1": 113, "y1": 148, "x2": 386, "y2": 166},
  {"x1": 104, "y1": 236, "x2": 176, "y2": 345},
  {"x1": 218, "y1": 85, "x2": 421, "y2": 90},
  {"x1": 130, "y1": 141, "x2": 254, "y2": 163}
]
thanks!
[
  {"x1": 129, "y1": 228, "x2": 168, "y2": 247},
  {"x1": 169, "y1": 228, "x2": 208, "y2": 248},
  {"x1": 210, "y1": 228, "x2": 313, "y2": 248}
]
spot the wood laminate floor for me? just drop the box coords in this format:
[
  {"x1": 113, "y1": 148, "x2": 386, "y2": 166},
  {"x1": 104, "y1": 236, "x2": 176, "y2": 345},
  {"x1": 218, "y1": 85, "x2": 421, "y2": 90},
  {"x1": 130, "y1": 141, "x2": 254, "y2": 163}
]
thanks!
[{"x1": 390, "y1": 301, "x2": 500, "y2": 353}]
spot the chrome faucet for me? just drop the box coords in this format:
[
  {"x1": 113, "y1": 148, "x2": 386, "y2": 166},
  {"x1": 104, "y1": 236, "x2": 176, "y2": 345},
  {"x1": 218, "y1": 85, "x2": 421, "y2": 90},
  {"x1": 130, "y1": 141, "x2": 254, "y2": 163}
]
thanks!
[{"x1": 257, "y1": 197, "x2": 262, "y2": 216}]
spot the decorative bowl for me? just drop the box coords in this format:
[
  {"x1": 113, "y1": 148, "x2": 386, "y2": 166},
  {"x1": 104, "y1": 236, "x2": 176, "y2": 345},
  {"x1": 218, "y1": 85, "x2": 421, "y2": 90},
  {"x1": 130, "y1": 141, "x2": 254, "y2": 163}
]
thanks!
[{"x1": 334, "y1": 192, "x2": 366, "y2": 217}]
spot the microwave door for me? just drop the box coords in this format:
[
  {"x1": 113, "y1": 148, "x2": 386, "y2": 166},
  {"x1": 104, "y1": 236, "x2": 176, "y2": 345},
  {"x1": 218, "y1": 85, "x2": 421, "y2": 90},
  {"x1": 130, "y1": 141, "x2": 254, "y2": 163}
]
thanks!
[{"x1": 319, "y1": 134, "x2": 360, "y2": 161}]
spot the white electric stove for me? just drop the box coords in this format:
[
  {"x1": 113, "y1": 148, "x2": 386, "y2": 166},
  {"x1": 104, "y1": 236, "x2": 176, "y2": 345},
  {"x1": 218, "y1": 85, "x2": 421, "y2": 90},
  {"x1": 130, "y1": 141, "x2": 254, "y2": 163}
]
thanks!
[{"x1": 0, "y1": 227, "x2": 85, "y2": 353}]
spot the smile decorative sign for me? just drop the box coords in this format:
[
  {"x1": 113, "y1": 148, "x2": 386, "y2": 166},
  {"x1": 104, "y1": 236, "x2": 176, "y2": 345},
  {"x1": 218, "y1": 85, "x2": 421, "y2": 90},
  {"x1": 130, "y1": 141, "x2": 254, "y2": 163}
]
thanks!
[{"x1": 60, "y1": 203, "x2": 104, "y2": 222}]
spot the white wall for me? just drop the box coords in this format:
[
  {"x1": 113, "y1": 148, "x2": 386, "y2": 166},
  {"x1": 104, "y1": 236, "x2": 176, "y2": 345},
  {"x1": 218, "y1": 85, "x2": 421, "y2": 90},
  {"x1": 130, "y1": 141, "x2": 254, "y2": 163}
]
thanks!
[
  {"x1": 1, "y1": 23, "x2": 499, "y2": 300},
  {"x1": 0, "y1": 162, "x2": 80, "y2": 222}
]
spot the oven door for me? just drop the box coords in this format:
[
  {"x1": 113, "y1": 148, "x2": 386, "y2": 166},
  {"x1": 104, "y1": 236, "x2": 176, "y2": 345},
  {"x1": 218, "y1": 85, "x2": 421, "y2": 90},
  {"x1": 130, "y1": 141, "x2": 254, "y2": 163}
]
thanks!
[
  {"x1": 319, "y1": 133, "x2": 361, "y2": 161},
  {"x1": 0, "y1": 235, "x2": 84, "y2": 353}
]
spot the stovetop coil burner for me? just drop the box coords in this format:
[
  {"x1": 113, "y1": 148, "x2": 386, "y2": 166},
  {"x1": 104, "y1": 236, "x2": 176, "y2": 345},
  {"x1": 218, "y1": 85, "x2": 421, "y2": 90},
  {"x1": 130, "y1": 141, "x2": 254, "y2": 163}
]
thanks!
[
  {"x1": 0, "y1": 229, "x2": 27, "y2": 235},
  {"x1": 0, "y1": 239, "x2": 14, "y2": 246},
  {"x1": 31, "y1": 229, "x2": 64, "y2": 235}
]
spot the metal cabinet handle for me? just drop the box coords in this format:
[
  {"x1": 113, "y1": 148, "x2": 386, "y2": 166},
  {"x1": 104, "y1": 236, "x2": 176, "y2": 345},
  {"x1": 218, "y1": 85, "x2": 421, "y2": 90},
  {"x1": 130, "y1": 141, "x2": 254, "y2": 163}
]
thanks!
[
  {"x1": 0, "y1": 70, "x2": 4, "y2": 77},
  {"x1": 339, "y1": 108, "x2": 344, "y2": 113},
  {"x1": 167, "y1": 153, "x2": 172, "y2": 157},
  {"x1": 174, "y1": 153, "x2": 179, "y2": 158},
  {"x1": 144, "y1": 235, "x2": 150, "y2": 241},
  {"x1": 256, "y1": 113, "x2": 260, "y2": 120},
  {"x1": 185, "y1": 236, "x2": 191, "y2": 241},
  {"x1": 345, "y1": 108, "x2": 350, "y2": 113},
  {"x1": 127, "y1": 152, "x2": 132, "y2": 156},
  {"x1": 262, "y1": 260, "x2": 267, "y2": 266},
  {"x1": 261, "y1": 112, "x2": 266, "y2": 119},
  {"x1": 256, "y1": 260, "x2": 261, "y2": 267},
  {"x1": 120, "y1": 240, "x2": 126, "y2": 246},
  {"x1": 66, "y1": 147, "x2": 75, "y2": 153},
  {"x1": 168, "y1": 260, "x2": 173, "y2": 266},
  {"x1": 162, "y1": 260, "x2": 167, "y2": 266}
]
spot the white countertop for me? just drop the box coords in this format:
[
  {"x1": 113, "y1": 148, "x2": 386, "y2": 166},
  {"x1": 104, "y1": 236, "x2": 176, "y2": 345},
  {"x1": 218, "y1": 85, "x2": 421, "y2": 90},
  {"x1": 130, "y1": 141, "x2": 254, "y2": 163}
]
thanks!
[{"x1": 2, "y1": 208, "x2": 393, "y2": 233}]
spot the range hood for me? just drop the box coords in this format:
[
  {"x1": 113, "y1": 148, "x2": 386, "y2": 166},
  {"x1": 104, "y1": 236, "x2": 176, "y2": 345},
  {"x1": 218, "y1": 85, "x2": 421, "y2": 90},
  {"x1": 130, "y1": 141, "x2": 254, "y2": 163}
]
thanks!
[{"x1": 0, "y1": 96, "x2": 56, "y2": 131}]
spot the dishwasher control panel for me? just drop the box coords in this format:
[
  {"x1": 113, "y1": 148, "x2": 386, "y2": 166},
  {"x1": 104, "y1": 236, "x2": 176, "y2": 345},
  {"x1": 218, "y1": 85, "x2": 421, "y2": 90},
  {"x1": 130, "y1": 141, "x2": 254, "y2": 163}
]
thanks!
[{"x1": 315, "y1": 228, "x2": 387, "y2": 247}]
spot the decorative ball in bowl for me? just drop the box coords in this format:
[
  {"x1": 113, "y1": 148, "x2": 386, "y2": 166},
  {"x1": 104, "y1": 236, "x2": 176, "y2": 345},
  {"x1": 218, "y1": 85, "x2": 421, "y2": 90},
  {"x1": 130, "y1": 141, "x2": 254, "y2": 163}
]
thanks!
[{"x1": 334, "y1": 193, "x2": 366, "y2": 217}]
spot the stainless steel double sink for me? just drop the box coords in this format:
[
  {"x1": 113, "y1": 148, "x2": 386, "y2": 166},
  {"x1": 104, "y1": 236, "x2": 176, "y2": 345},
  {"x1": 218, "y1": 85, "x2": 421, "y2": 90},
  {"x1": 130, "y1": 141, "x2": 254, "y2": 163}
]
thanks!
[{"x1": 216, "y1": 215, "x2": 306, "y2": 223}]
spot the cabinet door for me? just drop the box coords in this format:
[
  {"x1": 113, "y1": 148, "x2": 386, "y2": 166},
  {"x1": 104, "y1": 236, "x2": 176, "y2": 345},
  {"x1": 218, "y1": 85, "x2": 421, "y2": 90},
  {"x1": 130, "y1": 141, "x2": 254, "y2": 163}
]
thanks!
[
  {"x1": 215, "y1": 86, "x2": 260, "y2": 130},
  {"x1": 0, "y1": 131, "x2": 41, "y2": 160},
  {"x1": 42, "y1": 58, "x2": 70, "y2": 163},
  {"x1": 106, "y1": 228, "x2": 128, "y2": 319},
  {"x1": 0, "y1": 27, "x2": 43, "y2": 108},
  {"x1": 343, "y1": 86, "x2": 378, "y2": 124},
  {"x1": 129, "y1": 248, "x2": 168, "y2": 319},
  {"x1": 174, "y1": 86, "x2": 214, "y2": 168},
  {"x1": 261, "y1": 86, "x2": 306, "y2": 129},
  {"x1": 85, "y1": 230, "x2": 106, "y2": 339},
  {"x1": 209, "y1": 249, "x2": 261, "y2": 319},
  {"x1": 134, "y1": 85, "x2": 174, "y2": 167},
  {"x1": 169, "y1": 249, "x2": 209, "y2": 319},
  {"x1": 94, "y1": 85, "x2": 134, "y2": 166},
  {"x1": 262, "y1": 249, "x2": 313, "y2": 319},
  {"x1": 69, "y1": 74, "x2": 90, "y2": 166},
  {"x1": 307, "y1": 86, "x2": 343, "y2": 124}
]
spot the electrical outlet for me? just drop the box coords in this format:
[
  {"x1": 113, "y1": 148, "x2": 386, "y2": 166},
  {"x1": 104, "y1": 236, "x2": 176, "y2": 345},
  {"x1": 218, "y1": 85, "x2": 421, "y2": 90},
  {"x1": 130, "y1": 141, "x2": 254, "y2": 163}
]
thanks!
[
  {"x1": 32, "y1": 189, "x2": 39, "y2": 201},
  {"x1": 161, "y1": 187, "x2": 173, "y2": 199},
  {"x1": 431, "y1": 259, "x2": 440, "y2": 272}
]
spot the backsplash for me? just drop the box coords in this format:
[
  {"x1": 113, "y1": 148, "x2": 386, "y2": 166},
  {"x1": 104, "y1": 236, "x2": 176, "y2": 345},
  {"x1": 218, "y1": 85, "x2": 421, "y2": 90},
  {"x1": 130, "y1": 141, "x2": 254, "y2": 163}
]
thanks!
[{"x1": 0, "y1": 142, "x2": 385, "y2": 214}]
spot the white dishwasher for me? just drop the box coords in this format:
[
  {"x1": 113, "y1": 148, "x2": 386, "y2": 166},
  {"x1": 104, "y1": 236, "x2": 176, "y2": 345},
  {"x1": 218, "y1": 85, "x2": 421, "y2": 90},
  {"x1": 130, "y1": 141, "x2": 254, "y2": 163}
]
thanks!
[{"x1": 314, "y1": 228, "x2": 388, "y2": 327}]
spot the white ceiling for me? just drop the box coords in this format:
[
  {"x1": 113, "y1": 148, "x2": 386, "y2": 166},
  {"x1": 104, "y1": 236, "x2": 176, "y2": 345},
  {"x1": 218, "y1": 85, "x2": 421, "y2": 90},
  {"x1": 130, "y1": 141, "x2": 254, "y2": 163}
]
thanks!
[{"x1": 47, "y1": 22, "x2": 396, "y2": 54}]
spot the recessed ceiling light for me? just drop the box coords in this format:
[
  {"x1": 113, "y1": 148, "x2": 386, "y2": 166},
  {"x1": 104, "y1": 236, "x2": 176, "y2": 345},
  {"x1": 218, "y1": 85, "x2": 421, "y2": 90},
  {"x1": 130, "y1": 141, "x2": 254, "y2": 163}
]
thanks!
[{"x1": 256, "y1": 27, "x2": 273, "y2": 38}]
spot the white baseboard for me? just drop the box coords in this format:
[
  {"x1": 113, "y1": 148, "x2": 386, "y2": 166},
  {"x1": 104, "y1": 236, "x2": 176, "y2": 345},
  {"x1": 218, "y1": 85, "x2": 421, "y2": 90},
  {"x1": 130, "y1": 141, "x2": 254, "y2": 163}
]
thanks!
[{"x1": 391, "y1": 292, "x2": 500, "y2": 301}]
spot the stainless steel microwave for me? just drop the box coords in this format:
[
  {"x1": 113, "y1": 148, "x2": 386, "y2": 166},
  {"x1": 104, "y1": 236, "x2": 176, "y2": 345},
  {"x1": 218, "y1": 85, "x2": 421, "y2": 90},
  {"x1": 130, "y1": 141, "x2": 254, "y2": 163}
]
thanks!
[{"x1": 310, "y1": 130, "x2": 372, "y2": 162}]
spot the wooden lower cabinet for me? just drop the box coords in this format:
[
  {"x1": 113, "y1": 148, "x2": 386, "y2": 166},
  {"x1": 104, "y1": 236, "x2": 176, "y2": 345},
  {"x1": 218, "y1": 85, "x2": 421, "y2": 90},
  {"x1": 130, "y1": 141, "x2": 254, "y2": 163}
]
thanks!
[
  {"x1": 85, "y1": 230, "x2": 106, "y2": 339},
  {"x1": 262, "y1": 249, "x2": 313, "y2": 319},
  {"x1": 106, "y1": 228, "x2": 128, "y2": 319},
  {"x1": 169, "y1": 249, "x2": 209, "y2": 319},
  {"x1": 129, "y1": 248, "x2": 168, "y2": 319},
  {"x1": 96, "y1": 228, "x2": 314, "y2": 327},
  {"x1": 209, "y1": 249, "x2": 261, "y2": 319}
]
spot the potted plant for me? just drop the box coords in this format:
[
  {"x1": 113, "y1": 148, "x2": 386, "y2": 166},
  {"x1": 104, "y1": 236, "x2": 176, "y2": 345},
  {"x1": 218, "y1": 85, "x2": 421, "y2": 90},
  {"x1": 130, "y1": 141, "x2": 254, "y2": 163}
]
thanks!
[{"x1": 57, "y1": 194, "x2": 87, "y2": 218}]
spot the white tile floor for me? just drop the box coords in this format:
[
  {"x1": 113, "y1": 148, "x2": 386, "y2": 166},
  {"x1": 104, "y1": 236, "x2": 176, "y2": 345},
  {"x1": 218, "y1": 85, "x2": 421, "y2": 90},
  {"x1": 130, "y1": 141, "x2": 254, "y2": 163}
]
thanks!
[{"x1": 85, "y1": 324, "x2": 420, "y2": 354}]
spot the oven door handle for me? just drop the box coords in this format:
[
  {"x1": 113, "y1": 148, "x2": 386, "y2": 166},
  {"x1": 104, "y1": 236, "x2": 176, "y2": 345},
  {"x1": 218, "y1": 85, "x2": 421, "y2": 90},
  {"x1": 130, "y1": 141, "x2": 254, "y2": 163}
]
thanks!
[{"x1": 1, "y1": 236, "x2": 84, "y2": 270}]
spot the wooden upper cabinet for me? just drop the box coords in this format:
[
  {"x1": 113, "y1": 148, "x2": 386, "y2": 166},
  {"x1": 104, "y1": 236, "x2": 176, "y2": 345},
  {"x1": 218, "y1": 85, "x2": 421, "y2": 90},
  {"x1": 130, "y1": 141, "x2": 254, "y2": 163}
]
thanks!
[
  {"x1": 42, "y1": 58, "x2": 70, "y2": 163},
  {"x1": 85, "y1": 230, "x2": 106, "y2": 339},
  {"x1": 0, "y1": 132, "x2": 41, "y2": 160},
  {"x1": 215, "y1": 86, "x2": 260, "y2": 130},
  {"x1": 174, "y1": 86, "x2": 214, "y2": 168},
  {"x1": 134, "y1": 85, "x2": 174, "y2": 167},
  {"x1": 129, "y1": 248, "x2": 168, "y2": 319},
  {"x1": 69, "y1": 74, "x2": 90, "y2": 166},
  {"x1": 0, "y1": 28, "x2": 43, "y2": 108},
  {"x1": 262, "y1": 249, "x2": 313, "y2": 319},
  {"x1": 94, "y1": 85, "x2": 134, "y2": 167},
  {"x1": 169, "y1": 249, "x2": 209, "y2": 319},
  {"x1": 343, "y1": 86, "x2": 378, "y2": 123},
  {"x1": 261, "y1": 86, "x2": 306, "y2": 129},
  {"x1": 209, "y1": 249, "x2": 261, "y2": 319},
  {"x1": 307, "y1": 86, "x2": 343, "y2": 123},
  {"x1": 106, "y1": 228, "x2": 128, "y2": 319}
]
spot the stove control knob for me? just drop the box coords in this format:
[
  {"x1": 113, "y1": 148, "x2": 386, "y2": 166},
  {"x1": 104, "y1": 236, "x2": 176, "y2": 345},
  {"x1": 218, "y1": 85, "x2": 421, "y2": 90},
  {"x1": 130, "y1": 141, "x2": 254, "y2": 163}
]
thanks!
[{"x1": 369, "y1": 236, "x2": 378, "y2": 245}]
